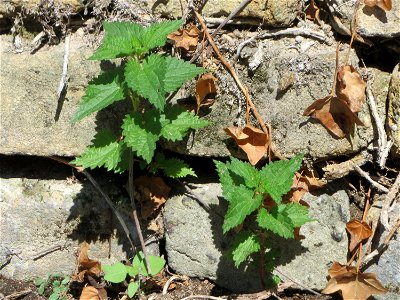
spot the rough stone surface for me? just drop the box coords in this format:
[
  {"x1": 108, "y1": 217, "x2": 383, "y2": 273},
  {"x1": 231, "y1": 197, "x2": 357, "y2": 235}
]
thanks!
[
  {"x1": 326, "y1": 0, "x2": 400, "y2": 39},
  {"x1": 0, "y1": 33, "x2": 129, "y2": 156},
  {"x1": 387, "y1": 63, "x2": 400, "y2": 156},
  {"x1": 0, "y1": 157, "x2": 158, "y2": 280},
  {"x1": 147, "y1": 0, "x2": 299, "y2": 27},
  {"x1": 164, "y1": 38, "x2": 390, "y2": 159},
  {"x1": 0, "y1": 0, "x2": 83, "y2": 16},
  {"x1": 164, "y1": 182, "x2": 350, "y2": 292}
]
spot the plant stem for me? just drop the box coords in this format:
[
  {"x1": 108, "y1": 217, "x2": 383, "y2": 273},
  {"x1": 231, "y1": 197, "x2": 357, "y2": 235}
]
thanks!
[{"x1": 128, "y1": 153, "x2": 152, "y2": 275}]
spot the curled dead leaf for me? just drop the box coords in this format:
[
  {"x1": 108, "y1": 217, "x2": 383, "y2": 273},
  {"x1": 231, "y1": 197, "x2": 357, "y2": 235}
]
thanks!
[
  {"x1": 364, "y1": 0, "x2": 392, "y2": 11},
  {"x1": 303, "y1": 96, "x2": 364, "y2": 138},
  {"x1": 336, "y1": 65, "x2": 366, "y2": 113},
  {"x1": 73, "y1": 242, "x2": 102, "y2": 282},
  {"x1": 305, "y1": 0, "x2": 321, "y2": 24},
  {"x1": 196, "y1": 73, "x2": 217, "y2": 111},
  {"x1": 80, "y1": 286, "x2": 107, "y2": 300},
  {"x1": 224, "y1": 124, "x2": 269, "y2": 165},
  {"x1": 134, "y1": 176, "x2": 171, "y2": 219},
  {"x1": 323, "y1": 262, "x2": 387, "y2": 300},
  {"x1": 167, "y1": 24, "x2": 200, "y2": 52},
  {"x1": 346, "y1": 219, "x2": 372, "y2": 252},
  {"x1": 285, "y1": 168, "x2": 325, "y2": 203}
]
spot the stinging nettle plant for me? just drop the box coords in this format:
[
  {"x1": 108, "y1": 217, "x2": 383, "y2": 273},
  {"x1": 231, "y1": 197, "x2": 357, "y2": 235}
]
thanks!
[
  {"x1": 71, "y1": 19, "x2": 208, "y2": 177},
  {"x1": 214, "y1": 154, "x2": 313, "y2": 284}
]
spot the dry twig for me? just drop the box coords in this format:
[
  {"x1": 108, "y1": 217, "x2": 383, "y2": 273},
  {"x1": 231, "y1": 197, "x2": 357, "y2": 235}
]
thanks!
[
  {"x1": 234, "y1": 27, "x2": 328, "y2": 60},
  {"x1": 380, "y1": 172, "x2": 400, "y2": 230},
  {"x1": 365, "y1": 81, "x2": 393, "y2": 168},
  {"x1": 274, "y1": 268, "x2": 322, "y2": 296},
  {"x1": 4, "y1": 289, "x2": 32, "y2": 300},
  {"x1": 353, "y1": 165, "x2": 389, "y2": 193},
  {"x1": 48, "y1": 156, "x2": 136, "y2": 252},
  {"x1": 362, "y1": 217, "x2": 400, "y2": 266},
  {"x1": 57, "y1": 33, "x2": 71, "y2": 98},
  {"x1": 194, "y1": 11, "x2": 271, "y2": 142},
  {"x1": 323, "y1": 151, "x2": 372, "y2": 180},
  {"x1": 128, "y1": 154, "x2": 152, "y2": 275}
]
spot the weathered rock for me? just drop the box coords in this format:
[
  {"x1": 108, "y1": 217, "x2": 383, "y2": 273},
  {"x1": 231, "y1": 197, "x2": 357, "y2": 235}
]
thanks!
[
  {"x1": 0, "y1": 157, "x2": 158, "y2": 280},
  {"x1": 326, "y1": 0, "x2": 400, "y2": 39},
  {"x1": 145, "y1": 0, "x2": 299, "y2": 27},
  {"x1": 387, "y1": 64, "x2": 400, "y2": 156},
  {"x1": 0, "y1": 0, "x2": 83, "y2": 16},
  {"x1": 164, "y1": 38, "x2": 390, "y2": 159},
  {"x1": 0, "y1": 33, "x2": 129, "y2": 156},
  {"x1": 164, "y1": 182, "x2": 350, "y2": 292}
]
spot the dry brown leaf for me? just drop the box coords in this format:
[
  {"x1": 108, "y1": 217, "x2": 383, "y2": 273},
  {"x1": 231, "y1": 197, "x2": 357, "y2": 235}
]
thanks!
[
  {"x1": 336, "y1": 65, "x2": 366, "y2": 113},
  {"x1": 134, "y1": 176, "x2": 171, "y2": 219},
  {"x1": 167, "y1": 24, "x2": 200, "y2": 52},
  {"x1": 80, "y1": 286, "x2": 107, "y2": 300},
  {"x1": 224, "y1": 124, "x2": 268, "y2": 165},
  {"x1": 73, "y1": 242, "x2": 102, "y2": 282},
  {"x1": 323, "y1": 264, "x2": 387, "y2": 300},
  {"x1": 346, "y1": 219, "x2": 373, "y2": 252},
  {"x1": 305, "y1": 0, "x2": 321, "y2": 24},
  {"x1": 303, "y1": 96, "x2": 364, "y2": 138},
  {"x1": 196, "y1": 73, "x2": 217, "y2": 110},
  {"x1": 364, "y1": 0, "x2": 392, "y2": 11},
  {"x1": 285, "y1": 169, "x2": 325, "y2": 203}
]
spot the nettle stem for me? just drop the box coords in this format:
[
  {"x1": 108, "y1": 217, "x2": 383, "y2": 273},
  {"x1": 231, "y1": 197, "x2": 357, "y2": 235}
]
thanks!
[{"x1": 259, "y1": 232, "x2": 267, "y2": 289}]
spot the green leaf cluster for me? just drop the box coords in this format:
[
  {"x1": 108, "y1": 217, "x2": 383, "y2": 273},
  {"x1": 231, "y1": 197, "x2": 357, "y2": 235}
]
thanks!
[
  {"x1": 102, "y1": 251, "x2": 165, "y2": 298},
  {"x1": 35, "y1": 274, "x2": 70, "y2": 300},
  {"x1": 71, "y1": 20, "x2": 208, "y2": 176},
  {"x1": 214, "y1": 154, "x2": 313, "y2": 268}
]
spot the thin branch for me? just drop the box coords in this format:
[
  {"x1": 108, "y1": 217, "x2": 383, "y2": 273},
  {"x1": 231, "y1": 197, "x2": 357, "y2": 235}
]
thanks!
[
  {"x1": 323, "y1": 151, "x2": 373, "y2": 180},
  {"x1": 48, "y1": 156, "x2": 136, "y2": 252},
  {"x1": 4, "y1": 289, "x2": 32, "y2": 300},
  {"x1": 353, "y1": 165, "x2": 389, "y2": 193},
  {"x1": 57, "y1": 33, "x2": 71, "y2": 98},
  {"x1": 274, "y1": 268, "x2": 322, "y2": 296},
  {"x1": 380, "y1": 172, "x2": 400, "y2": 230},
  {"x1": 362, "y1": 217, "x2": 400, "y2": 266},
  {"x1": 32, "y1": 242, "x2": 70, "y2": 260},
  {"x1": 234, "y1": 27, "x2": 328, "y2": 60},
  {"x1": 189, "y1": 0, "x2": 253, "y2": 64},
  {"x1": 128, "y1": 153, "x2": 152, "y2": 275},
  {"x1": 195, "y1": 11, "x2": 271, "y2": 138},
  {"x1": 365, "y1": 81, "x2": 393, "y2": 168}
]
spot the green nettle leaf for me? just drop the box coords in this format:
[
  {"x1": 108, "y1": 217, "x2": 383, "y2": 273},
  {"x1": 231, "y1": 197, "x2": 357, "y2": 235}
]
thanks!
[
  {"x1": 72, "y1": 130, "x2": 126, "y2": 172},
  {"x1": 154, "y1": 153, "x2": 196, "y2": 178},
  {"x1": 278, "y1": 202, "x2": 313, "y2": 228},
  {"x1": 125, "y1": 54, "x2": 167, "y2": 110},
  {"x1": 231, "y1": 232, "x2": 261, "y2": 268},
  {"x1": 163, "y1": 56, "x2": 207, "y2": 93},
  {"x1": 90, "y1": 22, "x2": 144, "y2": 60},
  {"x1": 103, "y1": 262, "x2": 128, "y2": 283},
  {"x1": 214, "y1": 160, "x2": 236, "y2": 200},
  {"x1": 228, "y1": 157, "x2": 260, "y2": 189},
  {"x1": 127, "y1": 281, "x2": 139, "y2": 298},
  {"x1": 259, "y1": 154, "x2": 304, "y2": 204},
  {"x1": 72, "y1": 69, "x2": 125, "y2": 122},
  {"x1": 161, "y1": 108, "x2": 209, "y2": 141},
  {"x1": 223, "y1": 187, "x2": 263, "y2": 233},
  {"x1": 141, "y1": 19, "x2": 183, "y2": 52},
  {"x1": 257, "y1": 208, "x2": 294, "y2": 239},
  {"x1": 132, "y1": 251, "x2": 165, "y2": 277},
  {"x1": 122, "y1": 110, "x2": 162, "y2": 163}
]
